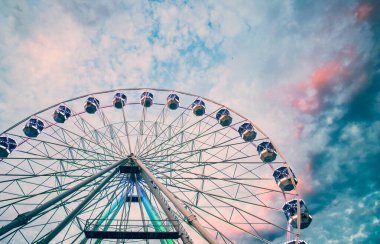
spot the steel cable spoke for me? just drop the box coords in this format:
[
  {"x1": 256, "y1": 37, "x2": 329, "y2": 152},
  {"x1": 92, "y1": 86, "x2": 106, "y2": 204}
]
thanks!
[{"x1": 0, "y1": 88, "x2": 304, "y2": 243}]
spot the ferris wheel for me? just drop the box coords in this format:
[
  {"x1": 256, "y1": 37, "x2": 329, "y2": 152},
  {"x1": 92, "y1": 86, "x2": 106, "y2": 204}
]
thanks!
[{"x1": 0, "y1": 88, "x2": 312, "y2": 244}]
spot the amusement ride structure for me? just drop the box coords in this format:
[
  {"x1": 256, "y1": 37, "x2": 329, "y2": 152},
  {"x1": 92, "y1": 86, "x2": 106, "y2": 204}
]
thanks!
[{"x1": 0, "y1": 88, "x2": 312, "y2": 243}]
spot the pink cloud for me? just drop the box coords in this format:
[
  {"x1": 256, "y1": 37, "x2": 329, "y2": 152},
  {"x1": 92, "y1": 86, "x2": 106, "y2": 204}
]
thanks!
[
  {"x1": 354, "y1": 3, "x2": 373, "y2": 21},
  {"x1": 291, "y1": 51, "x2": 353, "y2": 114},
  {"x1": 294, "y1": 123, "x2": 305, "y2": 139},
  {"x1": 296, "y1": 163, "x2": 314, "y2": 195},
  {"x1": 310, "y1": 62, "x2": 346, "y2": 89}
]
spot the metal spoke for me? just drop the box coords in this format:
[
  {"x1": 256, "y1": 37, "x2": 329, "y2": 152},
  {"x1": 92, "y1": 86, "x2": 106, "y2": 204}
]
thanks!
[{"x1": 0, "y1": 88, "x2": 304, "y2": 243}]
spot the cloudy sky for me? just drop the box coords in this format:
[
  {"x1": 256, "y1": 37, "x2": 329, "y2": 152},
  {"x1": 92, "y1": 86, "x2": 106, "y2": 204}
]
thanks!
[{"x1": 0, "y1": 0, "x2": 379, "y2": 243}]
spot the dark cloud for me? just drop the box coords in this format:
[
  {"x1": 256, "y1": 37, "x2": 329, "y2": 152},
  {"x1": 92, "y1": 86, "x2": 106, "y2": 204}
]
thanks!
[
  {"x1": 343, "y1": 73, "x2": 380, "y2": 125},
  {"x1": 301, "y1": 0, "x2": 380, "y2": 241},
  {"x1": 308, "y1": 59, "x2": 380, "y2": 201}
]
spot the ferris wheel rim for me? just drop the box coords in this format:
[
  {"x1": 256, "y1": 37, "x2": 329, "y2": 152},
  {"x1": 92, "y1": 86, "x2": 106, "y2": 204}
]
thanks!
[
  {"x1": 0, "y1": 87, "x2": 305, "y2": 243},
  {"x1": 1, "y1": 87, "x2": 298, "y2": 181}
]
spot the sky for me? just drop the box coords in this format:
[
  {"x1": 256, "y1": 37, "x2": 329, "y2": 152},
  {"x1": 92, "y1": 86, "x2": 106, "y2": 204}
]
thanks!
[{"x1": 0, "y1": 0, "x2": 379, "y2": 243}]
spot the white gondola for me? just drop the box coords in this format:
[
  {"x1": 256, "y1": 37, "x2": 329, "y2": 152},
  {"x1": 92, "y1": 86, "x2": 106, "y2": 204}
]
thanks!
[
  {"x1": 23, "y1": 118, "x2": 45, "y2": 138},
  {"x1": 191, "y1": 99, "x2": 206, "y2": 116},
  {"x1": 53, "y1": 105, "x2": 72, "y2": 123},
  {"x1": 85, "y1": 97, "x2": 100, "y2": 114},
  {"x1": 273, "y1": 166, "x2": 298, "y2": 191},
  {"x1": 141, "y1": 92, "x2": 153, "y2": 108},
  {"x1": 113, "y1": 92, "x2": 127, "y2": 109},
  {"x1": 282, "y1": 199, "x2": 312, "y2": 229},
  {"x1": 285, "y1": 240, "x2": 308, "y2": 244},
  {"x1": 257, "y1": 141, "x2": 277, "y2": 162},
  {"x1": 0, "y1": 136, "x2": 17, "y2": 158},
  {"x1": 238, "y1": 123, "x2": 257, "y2": 142},
  {"x1": 216, "y1": 109, "x2": 232, "y2": 126},
  {"x1": 166, "y1": 93, "x2": 180, "y2": 110}
]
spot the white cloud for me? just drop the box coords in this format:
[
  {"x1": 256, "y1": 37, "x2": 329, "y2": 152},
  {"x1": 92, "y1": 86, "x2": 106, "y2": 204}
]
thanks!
[
  {"x1": 0, "y1": 0, "x2": 378, "y2": 242},
  {"x1": 348, "y1": 224, "x2": 367, "y2": 242}
]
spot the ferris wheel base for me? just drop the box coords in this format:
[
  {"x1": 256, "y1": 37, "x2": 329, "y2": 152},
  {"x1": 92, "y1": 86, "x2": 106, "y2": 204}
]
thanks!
[{"x1": 84, "y1": 230, "x2": 180, "y2": 240}]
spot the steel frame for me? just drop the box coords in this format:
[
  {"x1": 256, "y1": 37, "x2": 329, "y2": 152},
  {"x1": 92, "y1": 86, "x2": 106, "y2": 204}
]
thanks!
[{"x1": 0, "y1": 88, "x2": 303, "y2": 244}]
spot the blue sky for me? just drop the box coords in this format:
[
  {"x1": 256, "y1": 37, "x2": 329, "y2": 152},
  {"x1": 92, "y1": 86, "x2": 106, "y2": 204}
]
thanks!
[{"x1": 0, "y1": 0, "x2": 379, "y2": 243}]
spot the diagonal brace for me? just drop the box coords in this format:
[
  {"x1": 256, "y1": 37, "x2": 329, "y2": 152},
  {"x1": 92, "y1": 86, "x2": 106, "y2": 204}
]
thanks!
[
  {"x1": 0, "y1": 159, "x2": 126, "y2": 237},
  {"x1": 38, "y1": 166, "x2": 120, "y2": 243}
]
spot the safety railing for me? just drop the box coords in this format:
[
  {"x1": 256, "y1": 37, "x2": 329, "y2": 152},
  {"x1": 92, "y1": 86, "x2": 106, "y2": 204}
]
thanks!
[{"x1": 84, "y1": 219, "x2": 179, "y2": 233}]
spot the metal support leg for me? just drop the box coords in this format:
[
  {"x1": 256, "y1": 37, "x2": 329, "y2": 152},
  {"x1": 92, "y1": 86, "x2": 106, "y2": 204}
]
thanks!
[
  {"x1": 131, "y1": 155, "x2": 218, "y2": 244},
  {"x1": 141, "y1": 170, "x2": 193, "y2": 244},
  {"x1": 0, "y1": 159, "x2": 126, "y2": 237},
  {"x1": 39, "y1": 167, "x2": 120, "y2": 243}
]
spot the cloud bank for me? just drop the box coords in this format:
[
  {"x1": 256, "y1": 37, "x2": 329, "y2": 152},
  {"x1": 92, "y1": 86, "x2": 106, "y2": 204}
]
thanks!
[{"x1": 1, "y1": 0, "x2": 379, "y2": 243}]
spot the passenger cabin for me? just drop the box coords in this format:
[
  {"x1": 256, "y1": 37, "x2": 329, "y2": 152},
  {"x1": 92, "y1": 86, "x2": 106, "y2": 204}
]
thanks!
[
  {"x1": 166, "y1": 93, "x2": 180, "y2": 110},
  {"x1": 286, "y1": 241, "x2": 307, "y2": 244},
  {"x1": 113, "y1": 92, "x2": 127, "y2": 109},
  {"x1": 257, "y1": 142, "x2": 277, "y2": 162},
  {"x1": 53, "y1": 105, "x2": 72, "y2": 123},
  {"x1": 141, "y1": 92, "x2": 154, "y2": 108},
  {"x1": 0, "y1": 136, "x2": 17, "y2": 157},
  {"x1": 238, "y1": 123, "x2": 257, "y2": 142},
  {"x1": 273, "y1": 166, "x2": 298, "y2": 191},
  {"x1": 216, "y1": 109, "x2": 232, "y2": 127},
  {"x1": 282, "y1": 199, "x2": 312, "y2": 229},
  {"x1": 23, "y1": 118, "x2": 44, "y2": 138},
  {"x1": 191, "y1": 99, "x2": 206, "y2": 116},
  {"x1": 85, "y1": 97, "x2": 100, "y2": 114}
]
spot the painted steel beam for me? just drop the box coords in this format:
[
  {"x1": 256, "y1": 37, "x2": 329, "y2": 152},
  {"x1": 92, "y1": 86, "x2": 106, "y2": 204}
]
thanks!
[
  {"x1": 0, "y1": 159, "x2": 126, "y2": 237},
  {"x1": 39, "y1": 166, "x2": 120, "y2": 243},
  {"x1": 141, "y1": 171, "x2": 192, "y2": 244},
  {"x1": 132, "y1": 155, "x2": 218, "y2": 244}
]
